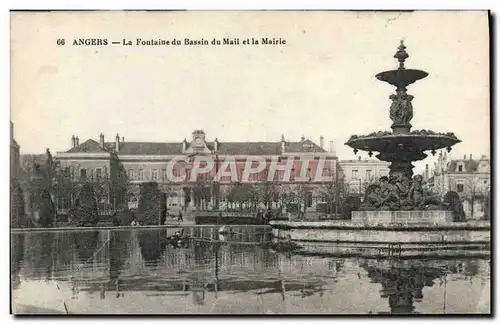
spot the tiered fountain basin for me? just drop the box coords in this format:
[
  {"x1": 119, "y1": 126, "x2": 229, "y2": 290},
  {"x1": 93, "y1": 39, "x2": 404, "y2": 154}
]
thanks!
[
  {"x1": 269, "y1": 219, "x2": 490, "y2": 258},
  {"x1": 345, "y1": 131, "x2": 461, "y2": 157}
]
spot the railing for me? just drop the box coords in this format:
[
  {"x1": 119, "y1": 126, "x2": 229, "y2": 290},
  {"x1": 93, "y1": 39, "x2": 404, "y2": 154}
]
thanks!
[{"x1": 195, "y1": 211, "x2": 258, "y2": 218}]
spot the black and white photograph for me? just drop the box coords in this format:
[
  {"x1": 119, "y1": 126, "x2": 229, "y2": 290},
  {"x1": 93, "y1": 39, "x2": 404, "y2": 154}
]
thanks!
[{"x1": 9, "y1": 10, "x2": 491, "y2": 315}]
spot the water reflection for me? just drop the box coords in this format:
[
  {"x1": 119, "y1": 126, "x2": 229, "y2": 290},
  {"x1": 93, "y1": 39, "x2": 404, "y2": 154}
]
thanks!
[
  {"x1": 23, "y1": 232, "x2": 55, "y2": 280},
  {"x1": 10, "y1": 228, "x2": 490, "y2": 314},
  {"x1": 361, "y1": 261, "x2": 442, "y2": 314},
  {"x1": 360, "y1": 258, "x2": 488, "y2": 314},
  {"x1": 11, "y1": 233, "x2": 25, "y2": 290},
  {"x1": 109, "y1": 231, "x2": 132, "y2": 281},
  {"x1": 73, "y1": 232, "x2": 99, "y2": 262},
  {"x1": 137, "y1": 230, "x2": 167, "y2": 265}
]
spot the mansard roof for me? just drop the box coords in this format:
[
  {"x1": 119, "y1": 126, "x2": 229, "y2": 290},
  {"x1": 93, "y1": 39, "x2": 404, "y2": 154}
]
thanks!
[
  {"x1": 104, "y1": 142, "x2": 184, "y2": 155},
  {"x1": 65, "y1": 139, "x2": 109, "y2": 153},
  {"x1": 65, "y1": 138, "x2": 328, "y2": 156},
  {"x1": 446, "y1": 159, "x2": 480, "y2": 173}
]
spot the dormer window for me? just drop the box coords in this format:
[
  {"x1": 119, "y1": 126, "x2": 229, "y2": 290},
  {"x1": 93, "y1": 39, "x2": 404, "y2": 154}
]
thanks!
[
  {"x1": 302, "y1": 142, "x2": 314, "y2": 148},
  {"x1": 458, "y1": 165, "x2": 463, "y2": 172}
]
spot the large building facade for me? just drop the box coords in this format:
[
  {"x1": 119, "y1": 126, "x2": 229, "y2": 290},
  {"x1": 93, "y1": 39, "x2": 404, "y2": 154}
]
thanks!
[
  {"x1": 55, "y1": 130, "x2": 338, "y2": 212},
  {"x1": 338, "y1": 158, "x2": 390, "y2": 195},
  {"x1": 429, "y1": 152, "x2": 491, "y2": 220},
  {"x1": 10, "y1": 122, "x2": 20, "y2": 180}
]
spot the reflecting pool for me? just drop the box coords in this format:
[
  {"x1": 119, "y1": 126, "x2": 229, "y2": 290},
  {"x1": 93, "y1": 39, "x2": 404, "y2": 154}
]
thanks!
[{"x1": 10, "y1": 227, "x2": 490, "y2": 314}]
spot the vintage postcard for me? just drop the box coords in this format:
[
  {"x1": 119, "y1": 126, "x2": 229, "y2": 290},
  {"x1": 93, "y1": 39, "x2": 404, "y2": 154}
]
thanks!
[{"x1": 10, "y1": 10, "x2": 490, "y2": 315}]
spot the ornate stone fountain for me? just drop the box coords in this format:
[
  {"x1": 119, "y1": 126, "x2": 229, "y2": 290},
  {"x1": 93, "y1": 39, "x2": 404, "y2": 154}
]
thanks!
[
  {"x1": 345, "y1": 41, "x2": 462, "y2": 222},
  {"x1": 268, "y1": 41, "x2": 489, "y2": 249}
]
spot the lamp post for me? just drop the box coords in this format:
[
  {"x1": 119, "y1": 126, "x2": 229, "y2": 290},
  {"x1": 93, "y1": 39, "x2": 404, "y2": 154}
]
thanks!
[
  {"x1": 52, "y1": 177, "x2": 58, "y2": 227},
  {"x1": 214, "y1": 154, "x2": 220, "y2": 210}
]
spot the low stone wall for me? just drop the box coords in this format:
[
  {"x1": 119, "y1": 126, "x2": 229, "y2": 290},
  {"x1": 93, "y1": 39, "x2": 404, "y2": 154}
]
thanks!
[
  {"x1": 351, "y1": 210, "x2": 454, "y2": 224},
  {"x1": 10, "y1": 224, "x2": 272, "y2": 233},
  {"x1": 291, "y1": 241, "x2": 491, "y2": 258},
  {"x1": 270, "y1": 220, "x2": 490, "y2": 244}
]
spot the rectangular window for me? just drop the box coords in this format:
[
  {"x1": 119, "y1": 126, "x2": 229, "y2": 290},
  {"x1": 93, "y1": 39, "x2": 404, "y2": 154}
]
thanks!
[
  {"x1": 128, "y1": 169, "x2": 135, "y2": 180},
  {"x1": 161, "y1": 169, "x2": 167, "y2": 180},
  {"x1": 458, "y1": 165, "x2": 463, "y2": 172},
  {"x1": 457, "y1": 184, "x2": 464, "y2": 192},
  {"x1": 138, "y1": 169, "x2": 144, "y2": 180},
  {"x1": 152, "y1": 169, "x2": 158, "y2": 181},
  {"x1": 352, "y1": 170, "x2": 358, "y2": 180},
  {"x1": 366, "y1": 169, "x2": 372, "y2": 179},
  {"x1": 96, "y1": 168, "x2": 102, "y2": 179},
  {"x1": 80, "y1": 168, "x2": 87, "y2": 179}
]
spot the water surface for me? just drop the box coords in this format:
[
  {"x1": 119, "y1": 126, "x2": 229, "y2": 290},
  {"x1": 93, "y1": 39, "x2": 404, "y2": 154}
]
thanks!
[{"x1": 10, "y1": 228, "x2": 490, "y2": 314}]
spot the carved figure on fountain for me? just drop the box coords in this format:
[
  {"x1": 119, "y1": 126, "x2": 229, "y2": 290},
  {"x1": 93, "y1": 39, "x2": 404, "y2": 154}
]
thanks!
[
  {"x1": 392, "y1": 174, "x2": 413, "y2": 210},
  {"x1": 389, "y1": 93, "x2": 414, "y2": 126},
  {"x1": 361, "y1": 176, "x2": 399, "y2": 211},
  {"x1": 443, "y1": 191, "x2": 466, "y2": 222},
  {"x1": 361, "y1": 184, "x2": 381, "y2": 211},
  {"x1": 361, "y1": 175, "x2": 446, "y2": 211}
]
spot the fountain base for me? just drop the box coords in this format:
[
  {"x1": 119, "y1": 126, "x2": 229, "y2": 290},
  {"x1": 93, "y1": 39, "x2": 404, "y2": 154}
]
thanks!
[{"x1": 351, "y1": 210, "x2": 454, "y2": 224}]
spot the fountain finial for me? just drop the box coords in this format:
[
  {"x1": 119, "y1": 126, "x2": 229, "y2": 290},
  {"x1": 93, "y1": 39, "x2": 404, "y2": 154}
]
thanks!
[{"x1": 394, "y1": 40, "x2": 409, "y2": 69}]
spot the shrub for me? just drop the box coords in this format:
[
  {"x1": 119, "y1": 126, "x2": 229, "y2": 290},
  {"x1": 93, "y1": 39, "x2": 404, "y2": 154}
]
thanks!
[
  {"x1": 37, "y1": 189, "x2": 55, "y2": 227},
  {"x1": 136, "y1": 182, "x2": 162, "y2": 225},
  {"x1": 114, "y1": 208, "x2": 135, "y2": 226},
  {"x1": 72, "y1": 183, "x2": 99, "y2": 226},
  {"x1": 10, "y1": 180, "x2": 25, "y2": 228}
]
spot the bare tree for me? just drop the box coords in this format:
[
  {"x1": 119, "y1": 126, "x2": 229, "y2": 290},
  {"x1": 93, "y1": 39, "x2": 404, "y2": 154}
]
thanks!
[
  {"x1": 464, "y1": 177, "x2": 490, "y2": 220},
  {"x1": 191, "y1": 177, "x2": 212, "y2": 211},
  {"x1": 318, "y1": 177, "x2": 350, "y2": 215},
  {"x1": 255, "y1": 180, "x2": 281, "y2": 209}
]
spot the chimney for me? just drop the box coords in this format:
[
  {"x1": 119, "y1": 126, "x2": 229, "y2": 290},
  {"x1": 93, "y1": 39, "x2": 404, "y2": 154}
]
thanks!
[
  {"x1": 99, "y1": 133, "x2": 105, "y2": 147},
  {"x1": 300, "y1": 135, "x2": 305, "y2": 142},
  {"x1": 182, "y1": 139, "x2": 187, "y2": 153},
  {"x1": 214, "y1": 138, "x2": 219, "y2": 152},
  {"x1": 281, "y1": 134, "x2": 286, "y2": 153},
  {"x1": 464, "y1": 154, "x2": 466, "y2": 160},
  {"x1": 329, "y1": 141, "x2": 336, "y2": 156},
  {"x1": 320, "y1": 136, "x2": 324, "y2": 149},
  {"x1": 122, "y1": 136, "x2": 124, "y2": 143},
  {"x1": 71, "y1": 135, "x2": 76, "y2": 148},
  {"x1": 470, "y1": 154, "x2": 472, "y2": 160},
  {"x1": 115, "y1": 134, "x2": 120, "y2": 152},
  {"x1": 75, "y1": 136, "x2": 79, "y2": 146}
]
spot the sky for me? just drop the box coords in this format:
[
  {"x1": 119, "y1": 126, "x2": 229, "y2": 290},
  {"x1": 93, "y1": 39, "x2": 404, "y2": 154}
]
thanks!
[{"x1": 10, "y1": 11, "x2": 490, "y2": 174}]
